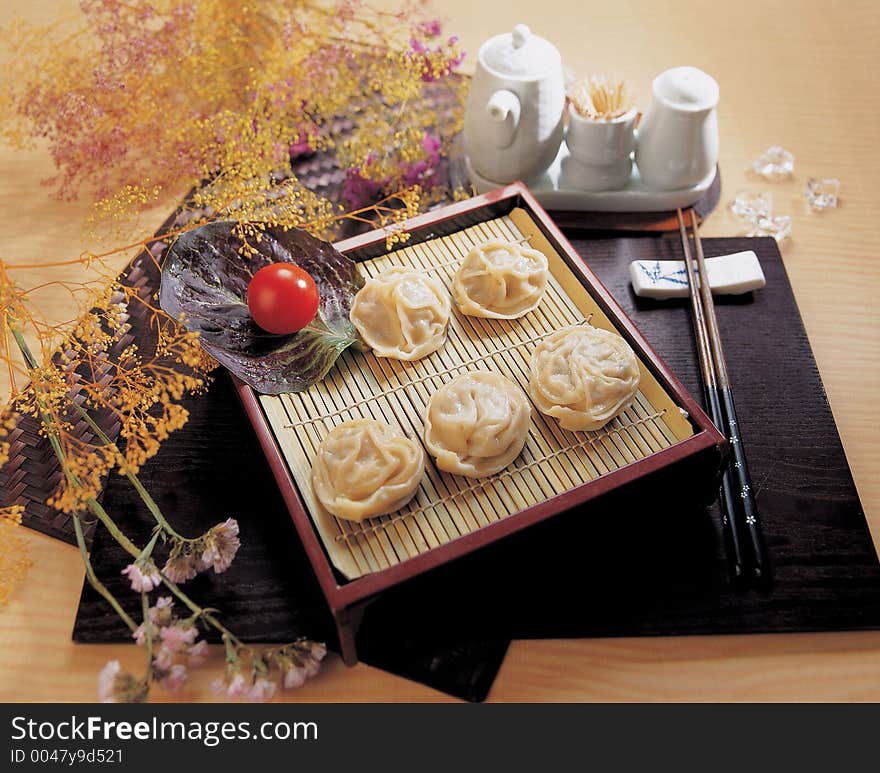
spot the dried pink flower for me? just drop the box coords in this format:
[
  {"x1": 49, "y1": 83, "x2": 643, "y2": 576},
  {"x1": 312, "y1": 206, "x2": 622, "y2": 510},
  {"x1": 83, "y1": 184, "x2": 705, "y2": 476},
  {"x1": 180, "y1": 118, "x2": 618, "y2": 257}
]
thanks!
[
  {"x1": 247, "y1": 677, "x2": 277, "y2": 703},
  {"x1": 187, "y1": 639, "x2": 210, "y2": 664},
  {"x1": 163, "y1": 519, "x2": 241, "y2": 583},
  {"x1": 97, "y1": 660, "x2": 147, "y2": 703},
  {"x1": 153, "y1": 645, "x2": 174, "y2": 672},
  {"x1": 162, "y1": 551, "x2": 199, "y2": 583},
  {"x1": 408, "y1": 32, "x2": 465, "y2": 82},
  {"x1": 279, "y1": 639, "x2": 327, "y2": 689},
  {"x1": 198, "y1": 518, "x2": 240, "y2": 574},
  {"x1": 131, "y1": 621, "x2": 158, "y2": 647},
  {"x1": 303, "y1": 656, "x2": 322, "y2": 679},
  {"x1": 416, "y1": 19, "x2": 443, "y2": 38},
  {"x1": 335, "y1": 0, "x2": 358, "y2": 23},
  {"x1": 225, "y1": 672, "x2": 248, "y2": 699},
  {"x1": 121, "y1": 559, "x2": 162, "y2": 592},
  {"x1": 302, "y1": 646, "x2": 326, "y2": 679},
  {"x1": 289, "y1": 126, "x2": 317, "y2": 158},
  {"x1": 96, "y1": 660, "x2": 121, "y2": 702},
  {"x1": 283, "y1": 664, "x2": 308, "y2": 689},
  {"x1": 158, "y1": 622, "x2": 198, "y2": 653},
  {"x1": 146, "y1": 596, "x2": 175, "y2": 628},
  {"x1": 343, "y1": 132, "x2": 443, "y2": 209},
  {"x1": 158, "y1": 664, "x2": 188, "y2": 692}
]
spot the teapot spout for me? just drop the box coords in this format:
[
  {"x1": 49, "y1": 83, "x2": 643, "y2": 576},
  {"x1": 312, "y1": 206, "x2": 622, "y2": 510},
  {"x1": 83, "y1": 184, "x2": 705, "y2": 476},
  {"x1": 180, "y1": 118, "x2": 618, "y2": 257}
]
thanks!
[{"x1": 485, "y1": 89, "x2": 521, "y2": 149}]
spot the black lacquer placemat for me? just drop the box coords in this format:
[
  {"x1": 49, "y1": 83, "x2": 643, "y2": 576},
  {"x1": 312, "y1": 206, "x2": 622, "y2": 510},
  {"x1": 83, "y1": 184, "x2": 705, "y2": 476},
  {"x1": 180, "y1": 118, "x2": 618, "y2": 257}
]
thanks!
[{"x1": 73, "y1": 235, "x2": 880, "y2": 701}]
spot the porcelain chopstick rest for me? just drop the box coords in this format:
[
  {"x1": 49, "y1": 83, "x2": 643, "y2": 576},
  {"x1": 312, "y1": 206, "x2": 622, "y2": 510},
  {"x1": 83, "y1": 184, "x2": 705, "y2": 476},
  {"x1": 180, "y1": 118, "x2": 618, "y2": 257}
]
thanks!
[{"x1": 629, "y1": 251, "x2": 766, "y2": 299}]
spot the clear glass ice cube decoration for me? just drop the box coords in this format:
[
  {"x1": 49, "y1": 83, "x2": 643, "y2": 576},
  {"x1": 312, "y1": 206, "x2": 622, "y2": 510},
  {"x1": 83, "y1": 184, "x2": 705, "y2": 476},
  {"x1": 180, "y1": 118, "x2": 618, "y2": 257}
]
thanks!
[
  {"x1": 804, "y1": 177, "x2": 840, "y2": 211},
  {"x1": 746, "y1": 214, "x2": 792, "y2": 244},
  {"x1": 728, "y1": 190, "x2": 773, "y2": 221},
  {"x1": 751, "y1": 146, "x2": 795, "y2": 180}
]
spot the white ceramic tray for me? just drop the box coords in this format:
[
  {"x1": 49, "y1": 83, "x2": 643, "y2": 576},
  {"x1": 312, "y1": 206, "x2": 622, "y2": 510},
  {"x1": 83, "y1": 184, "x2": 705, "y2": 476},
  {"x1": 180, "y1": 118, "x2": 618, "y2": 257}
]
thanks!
[{"x1": 466, "y1": 146, "x2": 716, "y2": 213}]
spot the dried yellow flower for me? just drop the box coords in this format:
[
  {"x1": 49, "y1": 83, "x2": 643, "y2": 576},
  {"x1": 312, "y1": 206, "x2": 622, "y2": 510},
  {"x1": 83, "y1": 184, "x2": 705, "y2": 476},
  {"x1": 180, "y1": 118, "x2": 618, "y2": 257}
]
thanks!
[{"x1": 0, "y1": 0, "x2": 466, "y2": 525}]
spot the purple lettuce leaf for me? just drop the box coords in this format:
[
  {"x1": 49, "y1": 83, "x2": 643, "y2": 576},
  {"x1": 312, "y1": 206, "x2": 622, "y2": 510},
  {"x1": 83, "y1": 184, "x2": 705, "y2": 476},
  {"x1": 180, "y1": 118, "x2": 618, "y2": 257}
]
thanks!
[{"x1": 159, "y1": 221, "x2": 364, "y2": 394}]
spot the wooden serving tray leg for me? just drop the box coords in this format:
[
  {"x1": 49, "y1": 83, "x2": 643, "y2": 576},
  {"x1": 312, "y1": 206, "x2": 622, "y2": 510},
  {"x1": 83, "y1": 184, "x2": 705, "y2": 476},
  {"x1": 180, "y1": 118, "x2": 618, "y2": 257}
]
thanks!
[{"x1": 334, "y1": 599, "x2": 371, "y2": 666}]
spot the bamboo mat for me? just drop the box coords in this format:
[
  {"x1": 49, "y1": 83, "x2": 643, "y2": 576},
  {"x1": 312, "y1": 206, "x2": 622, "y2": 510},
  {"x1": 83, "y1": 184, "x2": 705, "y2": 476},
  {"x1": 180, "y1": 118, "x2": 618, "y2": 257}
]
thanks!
[{"x1": 260, "y1": 210, "x2": 694, "y2": 579}]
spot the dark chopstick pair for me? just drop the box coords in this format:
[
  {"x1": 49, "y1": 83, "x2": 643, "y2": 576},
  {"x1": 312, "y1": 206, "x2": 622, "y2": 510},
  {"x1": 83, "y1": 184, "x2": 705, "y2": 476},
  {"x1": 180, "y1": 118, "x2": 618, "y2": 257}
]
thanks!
[{"x1": 676, "y1": 208, "x2": 769, "y2": 587}]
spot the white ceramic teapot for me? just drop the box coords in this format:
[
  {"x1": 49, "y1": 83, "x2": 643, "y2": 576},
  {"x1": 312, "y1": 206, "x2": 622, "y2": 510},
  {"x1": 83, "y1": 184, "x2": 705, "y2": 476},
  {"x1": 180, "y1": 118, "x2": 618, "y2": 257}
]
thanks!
[{"x1": 463, "y1": 24, "x2": 566, "y2": 184}]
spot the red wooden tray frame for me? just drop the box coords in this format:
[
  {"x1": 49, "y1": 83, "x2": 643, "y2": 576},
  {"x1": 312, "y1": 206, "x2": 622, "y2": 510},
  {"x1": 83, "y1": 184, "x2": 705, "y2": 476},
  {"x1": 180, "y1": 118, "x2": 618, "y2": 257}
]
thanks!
[{"x1": 234, "y1": 183, "x2": 727, "y2": 665}]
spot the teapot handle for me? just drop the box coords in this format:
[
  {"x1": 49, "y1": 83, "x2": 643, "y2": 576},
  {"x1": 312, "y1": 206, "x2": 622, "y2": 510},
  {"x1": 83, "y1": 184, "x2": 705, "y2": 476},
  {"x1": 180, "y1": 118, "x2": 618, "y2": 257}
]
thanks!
[{"x1": 486, "y1": 90, "x2": 521, "y2": 150}]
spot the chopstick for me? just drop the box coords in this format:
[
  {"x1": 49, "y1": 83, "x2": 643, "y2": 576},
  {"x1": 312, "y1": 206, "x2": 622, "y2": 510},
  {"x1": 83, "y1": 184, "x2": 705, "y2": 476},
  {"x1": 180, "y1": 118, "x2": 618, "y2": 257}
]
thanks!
[
  {"x1": 676, "y1": 208, "x2": 768, "y2": 585},
  {"x1": 676, "y1": 210, "x2": 745, "y2": 582}
]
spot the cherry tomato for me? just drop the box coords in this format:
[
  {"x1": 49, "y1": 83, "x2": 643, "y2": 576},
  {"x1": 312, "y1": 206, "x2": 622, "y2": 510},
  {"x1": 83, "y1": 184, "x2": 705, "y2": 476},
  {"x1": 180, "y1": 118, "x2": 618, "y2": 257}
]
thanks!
[{"x1": 247, "y1": 263, "x2": 319, "y2": 335}]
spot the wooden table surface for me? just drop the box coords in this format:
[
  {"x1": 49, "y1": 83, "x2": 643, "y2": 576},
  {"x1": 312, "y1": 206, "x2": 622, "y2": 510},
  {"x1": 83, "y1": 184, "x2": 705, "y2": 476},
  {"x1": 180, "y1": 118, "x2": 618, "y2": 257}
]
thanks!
[{"x1": 1, "y1": 0, "x2": 879, "y2": 702}]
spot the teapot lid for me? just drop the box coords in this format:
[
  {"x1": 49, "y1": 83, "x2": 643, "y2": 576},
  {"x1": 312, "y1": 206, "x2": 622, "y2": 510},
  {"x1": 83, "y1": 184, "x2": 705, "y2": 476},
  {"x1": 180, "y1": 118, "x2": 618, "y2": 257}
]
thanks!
[{"x1": 480, "y1": 24, "x2": 560, "y2": 78}]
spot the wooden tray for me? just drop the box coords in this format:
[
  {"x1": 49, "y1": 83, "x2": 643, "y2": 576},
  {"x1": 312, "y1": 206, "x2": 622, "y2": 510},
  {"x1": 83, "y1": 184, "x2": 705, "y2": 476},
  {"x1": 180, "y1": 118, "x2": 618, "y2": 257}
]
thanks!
[{"x1": 235, "y1": 183, "x2": 727, "y2": 664}]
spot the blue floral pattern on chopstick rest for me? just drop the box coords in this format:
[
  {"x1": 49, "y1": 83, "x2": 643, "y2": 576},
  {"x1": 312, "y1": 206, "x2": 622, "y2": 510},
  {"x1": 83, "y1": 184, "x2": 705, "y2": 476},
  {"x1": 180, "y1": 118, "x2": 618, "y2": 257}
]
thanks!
[{"x1": 629, "y1": 251, "x2": 766, "y2": 299}]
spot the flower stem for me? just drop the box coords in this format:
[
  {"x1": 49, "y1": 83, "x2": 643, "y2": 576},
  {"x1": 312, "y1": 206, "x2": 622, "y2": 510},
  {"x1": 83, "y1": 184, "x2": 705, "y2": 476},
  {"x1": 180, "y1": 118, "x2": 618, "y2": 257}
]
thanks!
[
  {"x1": 8, "y1": 324, "x2": 39, "y2": 370},
  {"x1": 84, "y1": 494, "x2": 141, "y2": 557},
  {"x1": 142, "y1": 592, "x2": 154, "y2": 682},
  {"x1": 140, "y1": 531, "x2": 160, "y2": 561},
  {"x1": 71, "y1": 510, "x2": 137, "y2": 633},
  {"x1": 67, "y1": 400, "x2": 195, "y2": 543},
  {"x1": 7, "y1": 324, "x2": 138, "y2": 633},
  {"x1": 72, "y1": 487, "x2": 242, "y2": 646},
  {"x1": 160, "y1": 574, "x2": 246, "y2": 651},
  {"x1": 9, "y1": 322, "x2": 249, "y2": 656},
  {"x1": 79, "y1": 468, "x2": 245, "y2": 650}
]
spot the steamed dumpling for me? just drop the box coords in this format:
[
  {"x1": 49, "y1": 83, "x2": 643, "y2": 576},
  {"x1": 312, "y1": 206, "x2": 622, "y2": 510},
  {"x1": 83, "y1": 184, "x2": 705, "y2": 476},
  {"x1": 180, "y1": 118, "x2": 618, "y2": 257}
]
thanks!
[
  {"x1": 529, "y1": 325, "x2": 640, "y2": 431},
  {"x1": 453, "y1": 239, "x2": 549, "y2": 319},
  {"x1": 311, "y1": 419, "x2": 424, "y2": 521},
  {"x1": 424, "y1": 372, "x2": 531, "y2": 478},
  {"x1": 350, "y1": 267, "x2": 450, "y2": 360}
]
